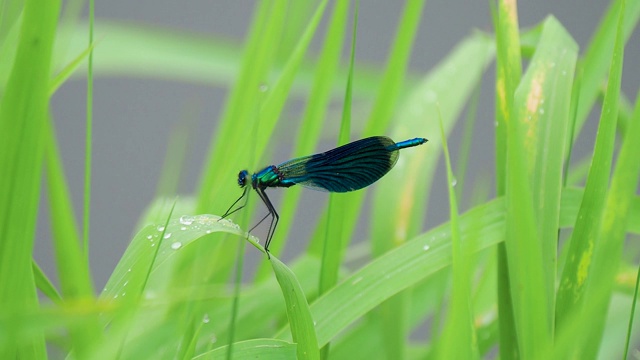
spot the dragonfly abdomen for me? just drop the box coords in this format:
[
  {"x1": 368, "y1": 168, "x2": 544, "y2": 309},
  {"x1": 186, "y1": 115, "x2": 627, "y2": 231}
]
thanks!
[{"x1": 390, "y1": 137, "x2": 428, "y2": 150}]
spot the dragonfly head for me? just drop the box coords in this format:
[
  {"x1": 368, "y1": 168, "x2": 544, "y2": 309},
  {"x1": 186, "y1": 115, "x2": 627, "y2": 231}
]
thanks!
[{"x1": 237, "y1": 170, "x2": 249, "y2": 188}]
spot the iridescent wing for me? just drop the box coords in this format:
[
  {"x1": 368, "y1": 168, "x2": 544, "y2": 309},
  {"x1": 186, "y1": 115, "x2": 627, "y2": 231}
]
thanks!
[{"x1": 276, "y1": 136, "x2": 400, "y2": 193}]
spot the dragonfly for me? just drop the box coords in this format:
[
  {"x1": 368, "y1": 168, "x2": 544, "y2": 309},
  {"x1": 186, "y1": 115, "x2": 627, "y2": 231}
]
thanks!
[{"x1": 220, "y1": 136, "x2": 428, "y2": 257}]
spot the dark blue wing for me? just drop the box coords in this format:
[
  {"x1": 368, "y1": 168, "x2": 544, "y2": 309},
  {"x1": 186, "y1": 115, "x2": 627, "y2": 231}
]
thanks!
[{"x1": 276, "y1": 136, "x2": 400, "y2": 193}]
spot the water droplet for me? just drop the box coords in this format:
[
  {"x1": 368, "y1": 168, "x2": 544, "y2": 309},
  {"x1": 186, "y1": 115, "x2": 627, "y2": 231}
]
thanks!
[
  {"x1": 423, "y1": 245, "x2": 430, "y2": 251},
  {"x1": 494, "y1": 120, "x2": 499, "y2": 127},
  {"x1": 179, "y1": 215, "x2": 194, "y2": 225},
  {"x1": 205, "y1": 229, "x2": 212, "y2": 234},
  {"x1": 171, "y1": 242, "x2": 182, "y2": 250},
  {"x1": 202, "y1": 314, "x2": 210, "y2": 323},
  {"x1": 539, "y1": 108, "x2": 545, "y2": 115},
  {"x1": 259, "y1": 83, "x2": 269, "y2": 92},
  {"x1": 151, "y1": 243, "x2": 156, "y2": 247},
  {"x1": 180, "y1": 226, "x2": 187, "y2": 231},
  {"x1": 164, "y1": 233, "x2": 172, "y2": 239},
  {"x1": 450, "y1": 178, "x2": 457, "y2": 187},
  {"x1": 562, "y1": 70, "x2": 567, "y2": 76},
  {"x1": 210, "y1": 334, "x2": 217, "y2": 344},
  {"x1": 121, "y1": 292, "x2": 126, "y2": 297},
  {"x1": 146, "y1": 235, "x2": 153, "y2": 240},
  {"x1": 123, "y1": 280, "x2": 129, "y2": 286},
  {"x1": 156, "y1": 225, "x2": 165, "y2": 232}
]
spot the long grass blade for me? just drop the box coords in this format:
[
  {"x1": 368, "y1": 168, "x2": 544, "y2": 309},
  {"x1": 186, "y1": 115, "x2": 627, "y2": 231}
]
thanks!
[
  {"x1": 511, "y1": 15, "x2": 578, "y2": 338},
  {"x1": 580, "y1": 35, "x2": 638, "y2": 355},
  {"x1": 272, "y1": 257, "x2": 320, "y2": 360},
  {"x1": 624, "y1": 262, "x2": 640, "y2": 359},
  {"x1": 572, "y1": 0, "x2": 640, "y2": 140},
  {"x1": 436, "y1": 111, "x2": 478, "y2": 359},
  {"x1": 455, "y1": 82, "x2": 481, "y2": 203},
  {"x1": 45, "y1": 116, "x2": 102, "y2": 355},
  {"x1": 493, "y1": 0, "x2": 522, "y2": 356},
  {"x1": 0, "y1": 0, "x2": 61, "y2": 357},
  {"x1": 318, "y1": 4, "x2": 357, "y2": 358},
  {"x1": 555, "y1": 0, "x2": 626, "y2": 341},
  {"x1": 84, "y1": 0, "x2": 94, "y2": 257}
]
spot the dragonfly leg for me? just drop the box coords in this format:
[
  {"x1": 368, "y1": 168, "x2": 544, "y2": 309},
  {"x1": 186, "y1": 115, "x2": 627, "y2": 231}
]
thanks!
[
  {"x1": 255, "y1": 188, "x2": 279, "y2": 259},
  {"x1": 249, "y1": 212, "x2": 270, "y2": 233},
  {"x1": 219, "y1": 187, "x2": 249, "y2": 220}
]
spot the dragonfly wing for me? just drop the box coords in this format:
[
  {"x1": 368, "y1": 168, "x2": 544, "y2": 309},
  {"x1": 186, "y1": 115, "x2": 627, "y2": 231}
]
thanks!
[{"x1": 277, "y1": 136, "x2": 400, "y2": 193}]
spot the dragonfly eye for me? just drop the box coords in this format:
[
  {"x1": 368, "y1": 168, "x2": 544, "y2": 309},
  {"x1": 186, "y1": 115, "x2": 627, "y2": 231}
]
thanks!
[{"x1": 238, "y1": 170, "x2": 249, "y2": 187}]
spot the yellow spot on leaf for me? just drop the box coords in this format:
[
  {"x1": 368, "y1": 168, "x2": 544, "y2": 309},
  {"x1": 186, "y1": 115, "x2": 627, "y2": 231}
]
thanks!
[{"x1": 576, "y1": 240, "x2": 594, "y2": 287}]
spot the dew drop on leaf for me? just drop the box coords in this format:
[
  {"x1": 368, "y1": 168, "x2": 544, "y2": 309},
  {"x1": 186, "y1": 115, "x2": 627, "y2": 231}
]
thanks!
[{"x1": 179, "y1": 215, "x2": 194, "y2": 225}]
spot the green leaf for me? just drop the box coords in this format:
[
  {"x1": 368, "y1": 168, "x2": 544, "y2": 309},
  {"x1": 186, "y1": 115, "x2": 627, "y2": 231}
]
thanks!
[
  {"x1": 582, "y1": 17, "x2": 640, "y2": 353},
  {"x1": 572, "y1": 0, "x2": 640, "y2": 139},
  {"x1": 493, "y1": 0, "x2": 522, "y2": 356},
  {"x1": 509, "y1": 16, "x2": 578, "y2": 352},
  {"x1": 45, "y1": 115, "x2": 102, "y2": 354},
  {"x1": 0, "y1": 0, "x2": 61, "y2": 357},
  {"x1": 102, "y1": 215, "x2": 258, "y2": 296},
  {"x1": 279, "y1": 187, "x2": 640, "y2": 349},
  {"x1": 271, "y1": 257, "x2": 320, "y2": 360},
  {"x1": 285, "y1": 197, "x2": 507, "y2": 346},
  {"x1": 436, "y1": 113, "x2": 478, "y2": 359},
  {"x1": 555, "y1": 0, "x2": 626, "y2": 342}
]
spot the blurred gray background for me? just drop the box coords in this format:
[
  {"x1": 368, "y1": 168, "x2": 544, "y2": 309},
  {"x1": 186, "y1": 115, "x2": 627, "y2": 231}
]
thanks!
[{"x1": 39, "y1": 0, "x2": 639, "y2": 291}]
